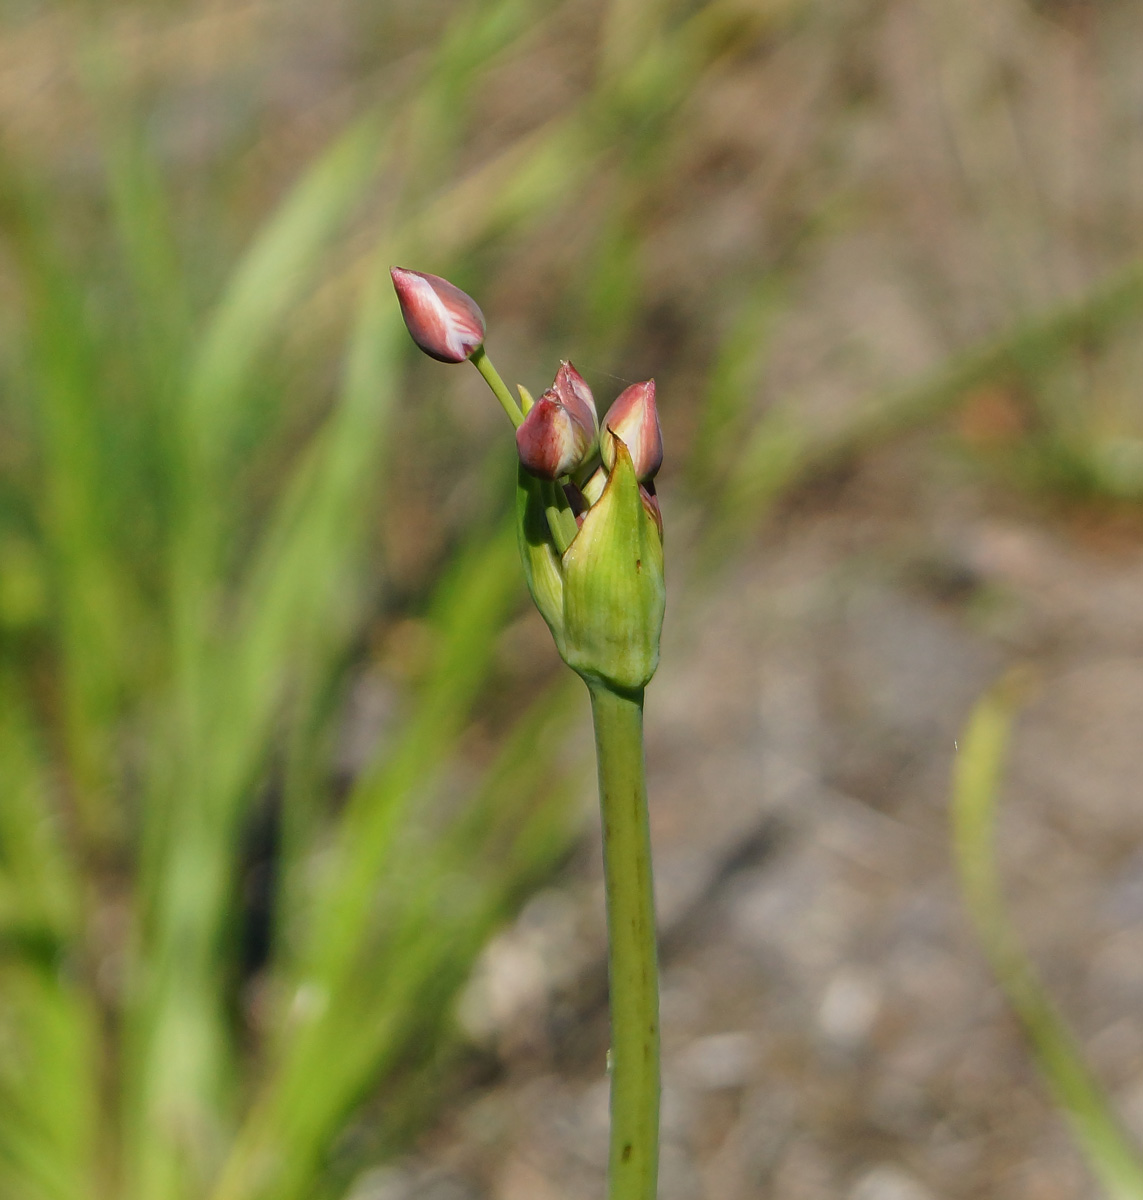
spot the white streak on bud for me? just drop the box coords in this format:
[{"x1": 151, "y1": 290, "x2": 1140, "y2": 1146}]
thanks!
[
  {"x1": 390, "y1": 266, "x2": 486, "y2": 363},
  {"x1": 600, "y1": 380, "x2": 662, "y2": 482}
]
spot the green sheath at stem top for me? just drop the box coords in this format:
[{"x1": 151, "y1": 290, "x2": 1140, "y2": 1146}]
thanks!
[{"x1": 391, "y1": 265, "x2": 666, "y2": 1199}]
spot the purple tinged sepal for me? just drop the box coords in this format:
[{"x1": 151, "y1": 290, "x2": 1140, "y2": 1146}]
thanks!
[
  {"x1": 390, "y1": 266, "x2": 486, "y2": 363},
  {"x1": 600, "y1": 380, "x2": 662, "y2": 483}
]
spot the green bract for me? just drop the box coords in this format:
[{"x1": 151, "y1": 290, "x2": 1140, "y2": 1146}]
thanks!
[
  {"x1": 517, "y1": 439, "x2": 665, "y2": 692},
  {"x1": 516, "y1": 464, "x2": 566, "y2": 641}
]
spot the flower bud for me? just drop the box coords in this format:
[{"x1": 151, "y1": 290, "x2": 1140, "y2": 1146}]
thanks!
[
  {"x1": 516, "y1": 382, "x2": 597, "y2": 480},
  {"x1": 600, "y1": 380, "x2": 662, "y2": 482},
  {"x1": 552, "y1": 361, "x2": 598, "y2": 436},
  {"x1": 390, "y1": 266, "x2": 486, "y2": 363}
]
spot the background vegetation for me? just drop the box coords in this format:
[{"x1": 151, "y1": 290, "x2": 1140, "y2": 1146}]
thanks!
[{"x1": 3, "y1": 1, "x2": 1143, "y2": 1198}]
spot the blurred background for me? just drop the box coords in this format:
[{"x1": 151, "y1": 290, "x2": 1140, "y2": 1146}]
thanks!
[{"x1": 4, "y1": 1, "x2": 1143, "y2": 1198}]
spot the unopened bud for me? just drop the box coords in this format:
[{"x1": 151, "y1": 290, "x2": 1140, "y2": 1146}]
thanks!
[
  {"x1": 552, "y1": 361, "x2": 598, "y2": 436},
  {"x1": 600, "y1": 380, "x2": 662, "y2": 482},
  {"x1": 516, "y1": 375, "x2": 597, "y2": 480},
  {"x1": 390, "y1": 266, "x2": 486, "y2": 363}
]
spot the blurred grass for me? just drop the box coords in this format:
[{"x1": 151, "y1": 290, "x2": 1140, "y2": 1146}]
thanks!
[
  {"x1": 953, "y1": 674, "x2": 1143, "y2": 1200},
  {"x1": 4, "y1": 0, "x2": 1143, "y2": 1197},
  {"x1": 0, "y1": 2, "x2": 794, "y2": 1198},
  {"x1": 700, "y1": 256, "x2": 1143, "y2": 560}
]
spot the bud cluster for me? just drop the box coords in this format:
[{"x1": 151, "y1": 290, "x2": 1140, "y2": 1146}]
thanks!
[{"x1": 392, "y1": 266, "x2": 665, "y2": 691}]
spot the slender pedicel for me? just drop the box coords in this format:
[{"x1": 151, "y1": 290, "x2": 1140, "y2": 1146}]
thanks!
[{"x1": 471, "y1": 346, "x2": 525, "y2": 429}]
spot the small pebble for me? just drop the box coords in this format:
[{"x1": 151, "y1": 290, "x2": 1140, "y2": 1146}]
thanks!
[
  {"x1": 849, "y1": 1164, "x2": 935, "y2": 1200},
  {"x1": 676, "y1": 1031, "x2": 759, "y2": 1090}
]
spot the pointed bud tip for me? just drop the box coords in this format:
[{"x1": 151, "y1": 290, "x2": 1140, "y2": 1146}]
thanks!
[
  {"x1": 601, "y1": 379, "x2": 662, "y2": 481},
  {"x1": 553, "y1": 360, "x2": 598, "y2": 432},
  {"x1": 390, "y1": 266, "x2": 486, "y2": 363}
]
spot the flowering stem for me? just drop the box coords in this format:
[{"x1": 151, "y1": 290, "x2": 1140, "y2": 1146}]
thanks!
[
  {"x1": 588, "y1": 679, "x2": 660, "y2": 1200},
  {"x1": 470, "y1": 345, "x2": 524, "y2": 429}
]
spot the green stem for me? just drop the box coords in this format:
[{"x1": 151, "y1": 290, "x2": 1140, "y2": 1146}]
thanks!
[
  {"x1": 470, "y1": 345, "x2": 524, "y2": 428},
  {"x1": 540, "y1": 479, "x2": 578, "y2": 555},
  {"x1": 588, "y1": 680, "x2": 660, "y2": 1200}
]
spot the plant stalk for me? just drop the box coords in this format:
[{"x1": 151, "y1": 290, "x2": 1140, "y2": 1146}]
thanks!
[
  {"x1": 470, "y1": 345, "x2": 524, "y2": 428},
  {"x1": 588, "y1": 679, "x2": 660, "y2": 1200}
]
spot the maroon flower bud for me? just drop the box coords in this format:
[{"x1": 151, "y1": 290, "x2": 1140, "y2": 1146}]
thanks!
[
  {"x1": 552, "y1": 361, "x2": 598, "y2": 436},
  {"x1": 390, "y1": 266, "x2": 486, "y2": 363},
  {"x1": 516, "y1": 387, "x2": 596, "y2": 480},
  {"x1": 600, "y1": 380, "x2": 662, "y2": 482}
]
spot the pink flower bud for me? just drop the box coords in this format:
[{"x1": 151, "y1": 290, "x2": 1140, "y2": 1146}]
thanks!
[
  {"x1": 600, "y1": 380, "x2": 662, "y2": 482},
  {"x1": 516, "y1": 388, "x2": 596, "y2": 480},
  {"x1": 390, "y1": 266, "x2": 486, "y2": 363},
  {"x1": 552, "y1": 361, "x2": 598, "y2": 436}
]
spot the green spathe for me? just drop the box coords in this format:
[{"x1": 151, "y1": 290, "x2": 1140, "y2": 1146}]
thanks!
[
  {"x1": 562, "y1": 440, "x2": 664, "y2": 691},
  {"x1": 516, "y1": 464, "x2": 565, "y2": 646}
]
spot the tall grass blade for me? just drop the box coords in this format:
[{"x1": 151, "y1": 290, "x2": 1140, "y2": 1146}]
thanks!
[
  {"x1": 212, "y1": 666, "x2": 582, "y2": 1200},
  {"x1": 0, "y1": 181, "x2": 143, "y2": 842},
  {"x1": 716, "y1": 258, "x2": 1143, "y2": 548},
  {"x1": 123, "y1": 114, "x2": 389, "y2": 1200},
  {"x1": 0, "y1": 691, "x2": 98, "y2": 1200},
  {"x1": 953, "y1": 673, "x2": 1143, "y2": 1200},
  {"x1": 180, "y1": 113, "x2": 387, "y2": 478}
]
